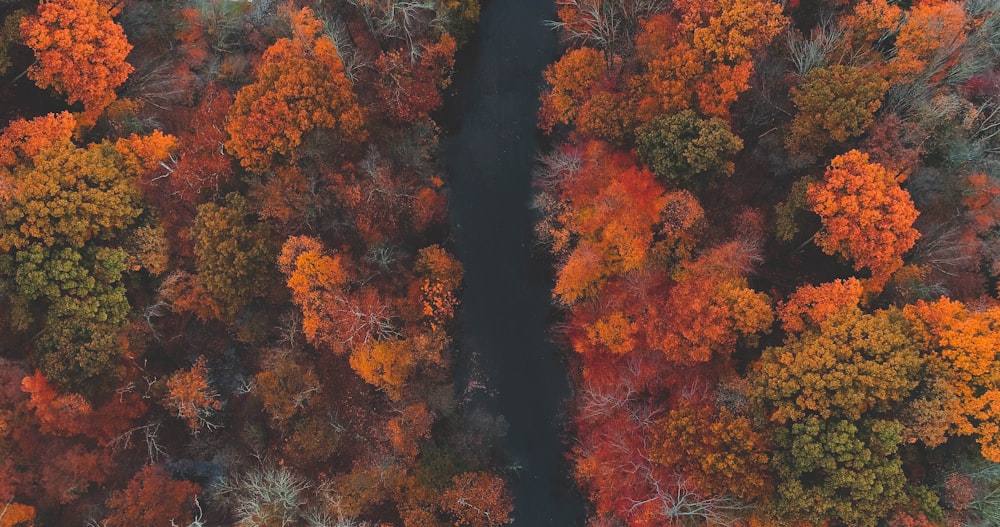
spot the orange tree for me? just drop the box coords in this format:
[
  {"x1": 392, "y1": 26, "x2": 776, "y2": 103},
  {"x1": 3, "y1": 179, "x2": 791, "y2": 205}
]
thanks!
[
  {"x1": 807, "y1": 150, "x2": 920, "y2": 292},
  {"x1": 20, "y1": 0, "x2": 133, "y2": 127},
  {"x1": 225, "y1": 7, "x2": 366, "y2": 172}
]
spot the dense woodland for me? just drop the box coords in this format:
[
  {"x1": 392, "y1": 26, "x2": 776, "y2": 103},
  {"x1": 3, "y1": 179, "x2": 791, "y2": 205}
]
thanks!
[
  {"x1": 535, "y1": 0, "x2": 1000, "y2": 526},
  {"x1": 6, "y1": 0, "x2": 1000, "y2": 526},
  {"x1": 0, "y1": 0, "x2": 518, "y2": 526}
]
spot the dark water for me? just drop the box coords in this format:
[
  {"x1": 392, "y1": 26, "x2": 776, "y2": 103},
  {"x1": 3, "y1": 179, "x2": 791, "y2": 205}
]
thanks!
[{"x1": 441, "y1": 0, "x2": 586, "y2": 525}]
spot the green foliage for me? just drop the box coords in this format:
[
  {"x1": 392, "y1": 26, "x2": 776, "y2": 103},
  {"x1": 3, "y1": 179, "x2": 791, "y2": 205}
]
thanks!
[
  {"x1": 771, "y1": 417, "x2": 908, "y2": 527},
  {"x1": 636, "y1": 109, "x2": 742, "y2": 188},
  {"x1": 786, "y1": 65, "x2": 888, "y2": 155},
  {"x1": 191, "y1": 193, "x2": 275, "y2": 320}
]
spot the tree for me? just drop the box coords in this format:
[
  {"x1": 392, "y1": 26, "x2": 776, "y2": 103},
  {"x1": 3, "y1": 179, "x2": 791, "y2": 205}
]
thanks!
[
  {"x1": 164, "y1": 356, "x2": 222, "y2": 433},
  {"x1": 887, "y1": 0, "x2": 968, "y2": 85},
  {"x1": 190, "y1": 193, "x2": 275, "y2": 320},
  {"x1": 0, "y1": 139, "x2": 141, "y2": 251},
  {"x1": 787, "y1": 66, "x2": 888, "y2": 155},
  {"x1": 254, "y1": 351, "x2": 320, "y2": 423},
  {"x1": 539, "y1": 47, "x2": 607, "y2": 132},
  {"x1": 649, "y1": 398, "x2": 769, "y2": 501},
  {"x1": 104, "y1": 464, "x2": 201, "y2": 527},
  {"x1": 754, "y1": 307, "x2": 921, "y2": 425},
  {"x1": 225, "y1": 7, "x2": 366, "y2": 172},
  {"x1": 20, "y1": 0, "x2": 133, "y2": 127},
  {"x1": 807, "y1": 150, "x2": 920, "y2": 291},
  {"x1": 415, "y1": 245, "x2": 463, "y2": 330},
  {"x1": 647, "y1": 242, "x2": 773, "y2": 364},
  {"x1": 0, "y1": 502, "x2": 34, "y2": 527},
  {"x1": 374, "y1": 34, "x2": 457, "y2": 123},
  {"x1": 440, "y1": 472, "x2": 513, "y2": 527},
  {"x1": 777, "y1": 278, "x2": 865, "y2": 333},
  {"x1": 770, "y1": 416, "x2": 908, "y2": 527},
  {"x1": 552, "y1": 143, "x2": 669, "y2": 304},
  {"x1": 636, "y1": 109, "x2": 742, "y2": 187},
  {"x1": 903, "y1": 299, "x2": 1000, "y2": 461},
  {"x1": 349, "y1": 331, "x2": 446, "y2": 400}
]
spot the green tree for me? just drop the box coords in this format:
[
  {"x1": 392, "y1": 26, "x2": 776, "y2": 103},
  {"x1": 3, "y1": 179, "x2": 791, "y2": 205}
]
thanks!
[
  {"x1": 636, "y1": 110, "x2": 743, "y2": 188},
  {"x1": 771, "y1": 417, "x2": 908, "y2": 527}
]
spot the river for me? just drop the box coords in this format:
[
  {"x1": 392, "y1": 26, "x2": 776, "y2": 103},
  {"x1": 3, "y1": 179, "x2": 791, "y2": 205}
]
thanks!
[{"x1": 441, "y1": 0, "x2": 586, "y2": 525}]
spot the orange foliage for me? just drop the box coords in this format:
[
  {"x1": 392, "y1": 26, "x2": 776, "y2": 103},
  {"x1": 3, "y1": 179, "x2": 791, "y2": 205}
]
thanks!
[
  {"x1": 552, "y1": 142, "x2": 669, "y2": 304},
  {"x1": 20, "y1": 0, "x2": 133, "y2": 127},
  {"x1": 415, "y1": 245, "x2": 463, "y2": 329},
  {"x1": 778, "y1": 278, "x2": 865, "y2": 333},
  {"x1": 650, "y1": 399, "x2": 770, "y2": 500},
  {"x1": 0, "y1": 502, "x2": 34, "y2": 527},
  {"x1": 539, "y1": 47, "x2": 607, "y2": 132},
  {"x1": 278, "y1": 236, "x2": 350, "y2": 350},
  {"x1": 808, "y1": 150, "x2": 920, "y2": 292},
  {"x1": 104, "y1": 465, "x2": 200, "y2": 527},
  {"x1": 649, "y1": 243, "x2": 773, "y2": 363},
  {"x1": 114, "y1": 130, "x2": 178, "y2": 177},
  {"x1": 164, "y1": 357, "x2": 222, "y2": 432},
  {"x1": 0, "y1": 112, "x2": 76, "y2": 167},
  {"x1": 440, "y1": 472, "x2": 514, "y2": 527},
  {"x1": 887, "y1": 0, "x2": 968, "y2": 85},
  {"x1": 903, "y1": 298, "x2": 1000, "y2": 460},
  {"x1": 225, "y1": 7, "x2": 366, "y2": 172}
]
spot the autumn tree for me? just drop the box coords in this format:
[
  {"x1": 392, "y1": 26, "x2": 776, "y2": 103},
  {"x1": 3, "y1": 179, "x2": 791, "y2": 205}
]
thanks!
[
  {"x1": 647, "y1": 242, "x2": 773, "y2": 364},
  {"x1": 374, "y1": 34, "x2": 457, "y2": 123},
  {"x1": 349, "y1": 330, "x2": 446, "y2": 400},
  {"x1": 226, "y1": 7, "x2": 366, "y2": 172},
  {"x1": 539, "y1": 47, "x2": 607, "y2": 132},
  {"x1": 807, "y1": 150, "x2": 920, "y2": 291},
  {"x1": 190, "y1": 193, "x2": 275, "y2": 320},
  {"x1": 20, "y1": 0, "x2": 133, "y2": 126},
  {"x1": 786, "y1": 66, "x2": 888, "y2": 155},
  {"x1": 650, "y1": 398, "x2": 769, "y2": 501},
  {"x1": 755, "y1": 305, "x2": 923, "y2": 526},
  {"x1": 550, "y1": 142, "x2": 669, "y2": 304},
  {"x1": 164, "y1": 356, "x2": 223, "y2": 433},
  {"x1": 415, "y1": 245, "x2": 463, "y2": 329},
  {"x1": 777, "y1": 278, "x2": 865, "y2": 333},
  {"x1": 0, "y1": 115, "x2": 171, "y2": 391},
  {"x1": 886, "y1": 0, "x2": 968, "y2": 85},
  {"x1": 104, "y1": 464, "x2": 201, "y2": 527},
  {"x1": 440, "y1": 472, "x2": 513, "y2": 527},
  {"x1": 903, "y1": 299, "x2": 1000, "y2": 461},
  {"x1": 635, "y1": 109, "x2": 742, "y2": 187},
  {"x1": 770, "y1": 416, "x2": 909, "y2": 527},
  {"x1": 254, "y1": 351, "x2": 320, "y2": 423},
  {"x1": 754, "y1": 307, "x2": 921, "y2": 424}
]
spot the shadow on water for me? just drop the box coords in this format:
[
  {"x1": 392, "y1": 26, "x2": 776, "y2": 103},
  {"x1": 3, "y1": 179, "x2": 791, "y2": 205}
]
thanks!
[{"x1": 440, "y1": 0, "x2": 587, "y2": 526}]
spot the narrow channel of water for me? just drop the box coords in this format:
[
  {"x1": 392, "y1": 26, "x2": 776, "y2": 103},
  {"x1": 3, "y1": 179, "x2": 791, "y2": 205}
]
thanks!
[{"x1": 441, "y1": 0, "x2": 586, "y2": 525}]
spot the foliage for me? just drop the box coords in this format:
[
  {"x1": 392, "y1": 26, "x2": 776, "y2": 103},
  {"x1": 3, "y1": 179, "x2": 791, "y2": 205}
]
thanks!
[
  {"x1": 20, "y1": 0, "x2": 133, "y2": 126},
  {"x1": 636, "y1": 109, "x2": 743, "y2": 187},
  {"x1": 190, "y1": 193, "x2": 275, "y2": 319},
  {"x1": 787, "y1": 66, "x2": 888, "y2": 155},
  {"x1": 225, "y1": 7, "x2": 366, "y2": 172},
  {"x1": 808, "y1": 150, "x2": 920, "y2": 292}
]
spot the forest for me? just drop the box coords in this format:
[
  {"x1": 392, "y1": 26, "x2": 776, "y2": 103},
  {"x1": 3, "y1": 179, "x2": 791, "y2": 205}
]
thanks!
[{"x1": 3, "y1": 0, "x2": 1000, "y2": 526}]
